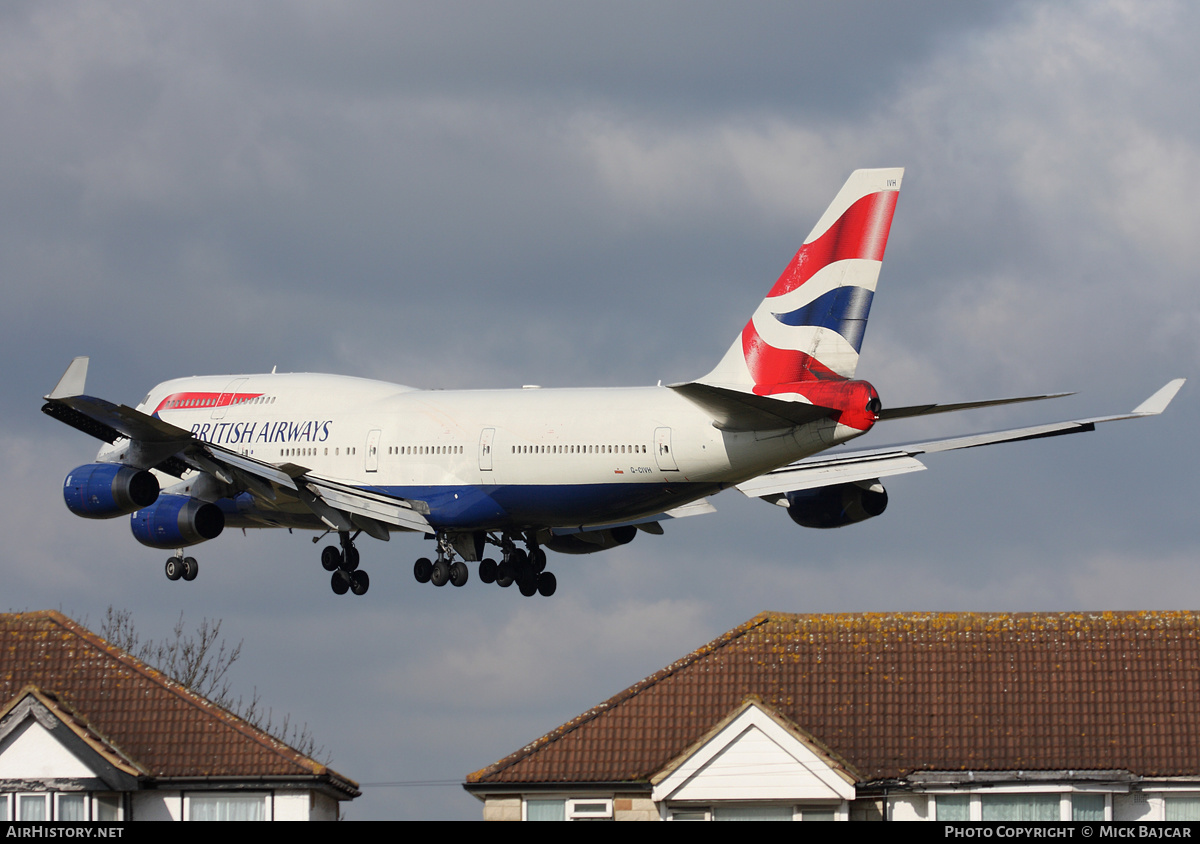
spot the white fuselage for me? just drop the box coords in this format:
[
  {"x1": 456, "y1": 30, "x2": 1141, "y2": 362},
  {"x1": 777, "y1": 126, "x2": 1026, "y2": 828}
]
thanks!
[{"x1": 110, "y1": 372, "x2": 860, "y2": 531}]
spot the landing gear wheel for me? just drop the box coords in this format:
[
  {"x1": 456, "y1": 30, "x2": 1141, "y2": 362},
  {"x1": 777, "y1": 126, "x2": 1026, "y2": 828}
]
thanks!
[
  {"x1": 414, "y1": 557, "x2": 433, "y2": 583},
  {"x1": 518, "y1": 576, "x2": 539, "y2": 597},
  {"x1": 509, "y1": 548, "x2": 528, "y2": 567},
  {"x1": 529, "y1": 548, "x2": 547, "y2": 574},
  {"x1": 431, "y1": 560, "x2": 450, "y2": 587},
  {"x1": 349, "y1": 570, "x2": 370, "y2": 596},
  {"x1": 479, "y1": 558, "x2": 497, "y2": 584},
  {"x1": 321, "y1": 545, "x2": 340, "y2": 571},
  {"x1": 342, "y1": 545, "x2": 360, "y2": 572},
  {"x1": 496, "y1": 562, "x2": 514, "y2": 588},
  {"x1": 331, "y1": 570, "x2": 350, "y2": 595},
  {"x1": 537, "y1": 571, "x2": 557, "y2": 597},
  {"x1": 165, "y1": 557, "x2": 183, "y2": 581},
  {"x1": 321, "y1": 546, "x2": 341, "y2": 572},
  {"x1": 449, "y1": 561, "x2": 469, "y2": 587},
  {"x1": 181, "y1": 557, "x2": 198, "y2": 582}
]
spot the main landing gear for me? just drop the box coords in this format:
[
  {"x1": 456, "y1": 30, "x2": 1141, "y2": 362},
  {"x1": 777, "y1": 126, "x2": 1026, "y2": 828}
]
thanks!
[
  {"x1": 414, "y1": 532, "x2": 557, "y2": 597},
  {"x1": 164, "y1": 552, "x2": 199, "y2": 582},
  {"x1": 413, "y1": 532, "x2": 470, "y2": 590},
  {"x1": 320, "y1": 530, "x2": 370, "y2": 596}
]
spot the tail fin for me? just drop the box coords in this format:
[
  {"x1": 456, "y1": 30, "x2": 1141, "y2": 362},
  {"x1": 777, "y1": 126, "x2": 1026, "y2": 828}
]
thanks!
[{"x1": 700, "y1": 168, "x2": 902, "y2": 395}]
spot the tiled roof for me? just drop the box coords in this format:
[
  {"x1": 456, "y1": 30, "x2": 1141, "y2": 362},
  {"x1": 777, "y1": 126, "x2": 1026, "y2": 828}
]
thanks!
[
  {"x1": 467, "y1": 611, "x2": 1200, "y2": 786},
  {"x1": 0, "y1": 610, "x2": 358, "y2": 796},
  {"x1": 1, "y1": 685, "x2": 145, "y2": 779}
]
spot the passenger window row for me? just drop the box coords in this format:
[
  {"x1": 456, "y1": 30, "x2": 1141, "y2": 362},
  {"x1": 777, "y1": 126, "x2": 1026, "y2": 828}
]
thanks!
[{"x1": 511, "y1": 444, "x2": 647, "y2": 455}]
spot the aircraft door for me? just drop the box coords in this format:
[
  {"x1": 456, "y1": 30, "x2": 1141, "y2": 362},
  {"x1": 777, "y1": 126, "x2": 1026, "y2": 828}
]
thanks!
[
  {"x1": 654, "y1": 427, "x2": 679, "y2": 471},
  {"x1": 211, "y1": 378, "x2": 247, "y2": 420},
  {"x1": 479, "y1": 428, "x2": 495, "y2": 471},
  {"x1": 365, "y1": 429, "x2": 381, "y2": 472}
]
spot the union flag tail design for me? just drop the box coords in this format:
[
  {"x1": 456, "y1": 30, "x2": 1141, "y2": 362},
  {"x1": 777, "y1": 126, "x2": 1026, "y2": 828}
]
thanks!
[{"x1": 700, "y1": 168, "x2": 902, "y2": 395}]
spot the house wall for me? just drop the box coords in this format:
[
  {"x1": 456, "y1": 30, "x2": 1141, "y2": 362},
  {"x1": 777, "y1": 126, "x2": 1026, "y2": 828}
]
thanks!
[
  {"x1": 131, "y1": 791, "x2": 181, "y2": 821},
  {"x1": 613, "y1": 795, "x2": 655, "y2": 821},
  {"x1": 0, "y1": 719, "x2": 93, "y2": 780},
  {"x1": 483, "y1": 796, "x2": 521, "y2": 821},
  {"x1": 131, "y1": 789, "x2": 335, "y2": 820},
  {"x1": 275, "y1": 790, "x2": 334, "y2": 820},
  {"x1": 885, "y1": 794, "x2": 926, "y2": 820}
]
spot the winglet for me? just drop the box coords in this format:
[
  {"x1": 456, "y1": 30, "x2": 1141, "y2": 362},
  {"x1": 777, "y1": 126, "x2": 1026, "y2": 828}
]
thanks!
[
  {"x1": 46, "y1": 357, "x2": 89, "y2": 400},
  {"x1": 1132, "y1": 378, "x2": 1185, "y2": 416}
]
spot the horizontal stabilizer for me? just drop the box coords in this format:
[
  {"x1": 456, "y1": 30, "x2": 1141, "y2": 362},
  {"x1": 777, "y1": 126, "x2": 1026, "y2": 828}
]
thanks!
[
  {"x1": 669, "y1": 382, "x2": 834, "y2": 431},
  {"x1": 877, "y1": 392, "x2": 1071, "y2": 421}
]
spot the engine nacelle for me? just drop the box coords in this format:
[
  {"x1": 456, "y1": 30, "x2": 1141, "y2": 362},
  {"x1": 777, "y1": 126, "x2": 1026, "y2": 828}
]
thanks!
[
  {"x1": 130, "y1": 494, "x2": 225, "y2": 549},
  {"x1": 64, "y1": 463, "x2": 159, "y2": 519},
  {"x1": 785, "y1": 480, "x2": 888, "y2": 529},
  {"x1": 544, "y1": 524, "x2": 638, "y2": 555}
]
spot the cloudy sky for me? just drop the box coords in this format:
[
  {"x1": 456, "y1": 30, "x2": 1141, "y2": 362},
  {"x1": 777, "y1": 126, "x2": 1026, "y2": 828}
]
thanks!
[{"x1": 3, "y1": 0, "x2": 1198, "y2": 820}]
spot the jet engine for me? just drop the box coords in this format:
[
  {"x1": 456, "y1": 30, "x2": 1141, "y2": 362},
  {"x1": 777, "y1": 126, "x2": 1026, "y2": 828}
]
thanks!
[
  {"x1": 544, "y1": 524, "x2": 638, "y2": 555},
  {"x1": 130, "y1": 494, "x2": 225, "y2": 549},
  {"x1": 63, "y1": 463, "x2": 159, "y2": 519},
  {"x1": 784, "y1": 480, "x2": 888, "y2": 529}
]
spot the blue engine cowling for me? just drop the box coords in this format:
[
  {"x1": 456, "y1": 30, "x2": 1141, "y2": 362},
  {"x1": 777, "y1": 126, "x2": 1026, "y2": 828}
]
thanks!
[
  {"x1": 785, "y1": 481, "x2": 888, "y2": 529},
  {"x1": 64, "y1": 463, "x2": 160, "y2": 519},
  {"x1": 130, "y1": 494, "x2": 225, "y2": 549}
]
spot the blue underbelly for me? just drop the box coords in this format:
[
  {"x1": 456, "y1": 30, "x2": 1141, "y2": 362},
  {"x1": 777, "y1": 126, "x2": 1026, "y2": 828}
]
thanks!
[{"x1": 372, "y1": 481, "x2": 718, "y2": 528}]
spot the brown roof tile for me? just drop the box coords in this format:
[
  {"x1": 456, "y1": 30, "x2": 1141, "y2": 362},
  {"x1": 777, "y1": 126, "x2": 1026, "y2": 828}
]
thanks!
[
  {"x1": 467, "y1": 611, "x2": 1200, "y2": 786},
  {"x1": 0, "y1": 610, "x2": 357, "y2": 796}
]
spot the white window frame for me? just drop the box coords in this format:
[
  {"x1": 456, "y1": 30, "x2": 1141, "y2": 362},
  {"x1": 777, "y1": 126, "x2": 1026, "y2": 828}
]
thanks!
[
  {"x1": 184, "y1": 791, "x2": 271, "y2": 821},
  {"x1": 665, "y1": 801, "x2": 846, "y2": 821},
  {"x1": 16, "y1": 792, "x2": 50, "y2": 822},
  {"x1": 92, "y1": 793, "x2": 123, "y2": 822},
  {"x1": 926, "y1": 788, "x2": 1113, "y2": 822},
  {"x1": 567, "y1": 797, "x2": 613, "y2": 820},
  {"x1": 1144, "y1": 788, "x2": 1200, "y2": 821},
  {"x1": 522, "y1": 795, "x2": 614, "y2": 821},
  {"x1": 54, "y1": 792, "x2": 90, "y2": 821}
]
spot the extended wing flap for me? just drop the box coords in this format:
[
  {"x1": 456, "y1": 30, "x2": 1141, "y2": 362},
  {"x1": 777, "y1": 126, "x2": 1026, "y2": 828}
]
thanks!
[
  {"x1": 303, "y1": 477, "x2": 431, "y2": 533},
  {"x1": 550, "y1": 497, "x2": 717, "y2": 536},
  {"x1": 738, "y1": 454, "x2": 927, "y2": 498},
  {"x1": 204, "y1": 444, "x2": 299, "y2": 490}
]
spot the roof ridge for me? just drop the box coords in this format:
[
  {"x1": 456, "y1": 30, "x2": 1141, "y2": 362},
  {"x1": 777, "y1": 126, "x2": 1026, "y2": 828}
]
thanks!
[{"x1": 466, "y1": 612, "x2": 773, "y2": 783}]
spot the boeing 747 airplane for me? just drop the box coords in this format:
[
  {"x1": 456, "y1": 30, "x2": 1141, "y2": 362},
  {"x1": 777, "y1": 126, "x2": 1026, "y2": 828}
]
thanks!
[{"x1": 43, "y1": 169, "x2": 1183, "y2": 597}]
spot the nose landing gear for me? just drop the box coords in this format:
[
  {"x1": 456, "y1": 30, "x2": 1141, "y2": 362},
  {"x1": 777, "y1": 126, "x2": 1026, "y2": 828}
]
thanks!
[{"x1": 164, "y1": 552, "x2": 198, "y2": 582}]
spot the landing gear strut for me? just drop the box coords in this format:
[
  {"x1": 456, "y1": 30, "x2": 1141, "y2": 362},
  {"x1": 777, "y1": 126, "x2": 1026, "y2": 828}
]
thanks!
[{"x1": 321, "y1": 531, "x2": 369, "y2": 596}]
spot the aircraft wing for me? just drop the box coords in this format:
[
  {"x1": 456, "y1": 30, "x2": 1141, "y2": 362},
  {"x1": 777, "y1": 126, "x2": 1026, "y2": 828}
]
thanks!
[
  {"x1": 737, "y1": 379, "x2": 1185, "y2": 499},
  {"x1": 42, "y1": 356, "x2": 432, "y2": 534}
]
